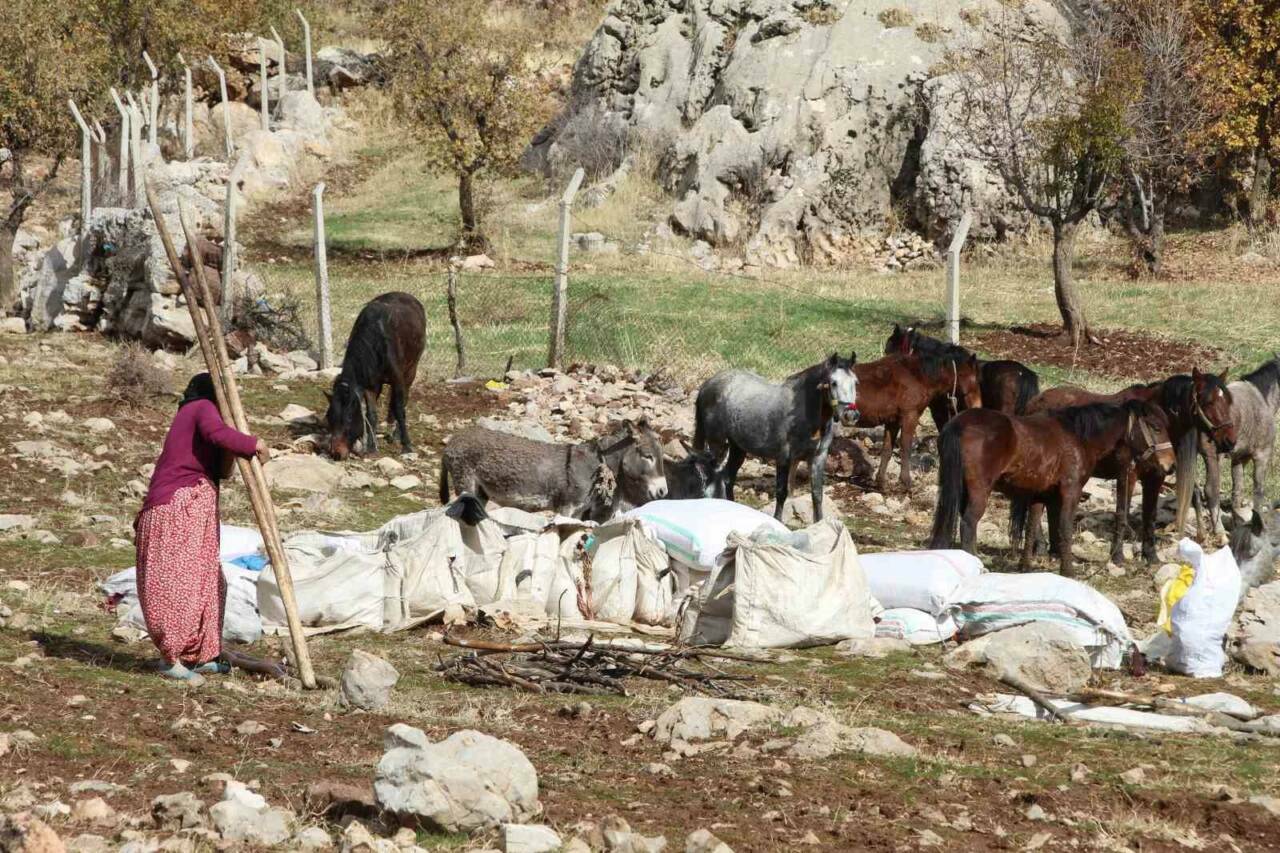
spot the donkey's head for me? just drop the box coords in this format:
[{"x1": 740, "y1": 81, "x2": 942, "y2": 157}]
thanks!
[
  {"x1": 603, "y1": 418, "x2": 668, "y2": 509},
  {"x1": 324, "y1": 377, "x2": 368, "y2": 460},
  {"x1": 823, "y1": 351, "x2": 859, "y2": 427}
]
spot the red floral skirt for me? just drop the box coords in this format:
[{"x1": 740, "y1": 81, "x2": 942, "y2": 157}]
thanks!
[{"x1": 135, "y1": 480, "x2": 224, "y2": 665}]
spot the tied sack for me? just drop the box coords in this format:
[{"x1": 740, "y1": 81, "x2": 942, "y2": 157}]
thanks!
[
  {"x1": 1164, "y1": 539, "x2": 1242, "y2": 678},
  {"x1": 724, "y1": 519, "x2": 877, "y2": 648},
  {"x1": 875, "y1": 608, "x2": 958, "y2": 645},
  {"x1": 624, "y1": 498, "x2": 786, "y2": 571},
  {"x1": 586, "y1": 519, "x2": 674, "y2": 625},
  {"x1": 860, "y1": 549, "x2": 984, "y2": 614}
]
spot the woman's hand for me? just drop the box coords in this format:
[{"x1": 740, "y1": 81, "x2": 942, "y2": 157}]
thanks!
[{"x1": 255, "y1": 439, "x2": 272, "y2": 465}]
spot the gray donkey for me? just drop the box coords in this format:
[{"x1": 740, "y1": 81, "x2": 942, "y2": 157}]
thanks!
[
  {"x1": 1226, "y1": 356, "x2": 1280, "y2": 518},
  {"x1": 439, "y1": 419, "x2": 668, "y2": 521}
]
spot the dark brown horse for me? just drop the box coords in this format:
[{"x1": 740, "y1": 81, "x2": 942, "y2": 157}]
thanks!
[
  {"x1": 929, "y1": 401, "x2": 1176, "y2": 577},
  {"x1": 885, "y1": 325, "x2": 1040, "y2": 426},
  {"x1": 325, "y1": 292, "x2": 427, "y2": 459},
  {"x1": 1019, "y1": 368, "x2": 1235, "y2": 561},
  {"x1": 854, "y1": 351, "x2": 982, "y2": 493}
]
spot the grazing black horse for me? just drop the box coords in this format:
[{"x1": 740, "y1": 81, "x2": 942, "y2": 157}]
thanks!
[
  {"x1": 694, "y1": 353, "x2": 859, "y2": 521},
  {"x1": 885, "y1": 325, "x2": 1040, "y2": 426},
  {"x1": 325, "y1": 292, "x2": 427, "y2": 459}
]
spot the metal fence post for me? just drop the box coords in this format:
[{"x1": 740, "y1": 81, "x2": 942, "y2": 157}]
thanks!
[
  {"x1": 178, "y1": 53, "x2": 194, "y2": 160},
  {"x1": 68, "y1": 100, "x2": 92, "y2": 235},
  {"x1": 295, "y1": 9, "x2": 314, "y2": 99},
  {"x1": 109, "y1": 88, "x2": 130, "y2": 202},
  {"x1": 946, "y1": 211, "x2": 973, "y2": 345},
  {"x1": 548, "y1": 167, "x2": 585, "y2": 369},
  {"x1": 312, "y1": 182, "x2": 333, "y2": 369},
  {"x1": 142, "y1": 51, "x2": 159, "y2": 148},
  {"x1": 207, "y1": 57, "x2": 233, "y2": 158}
]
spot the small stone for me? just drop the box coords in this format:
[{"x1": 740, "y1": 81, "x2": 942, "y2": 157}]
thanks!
[
  {"x1": 83, "y1": 417, "x2": 115, "y2": 433},
  {"x1": 295, "y1": 826, "x2": 333, "y2": 849},
  {"x1": 71, "y1": 797, "x2": 117, "y2": 826},
  {"x1": 1021, "y1": 754, "x2": 1037, "y2": 768},
  {"x1": 1120, "y1": 767, "x2": 1146, "y2": 785},
  {"x1": 502, "y1": 823, "x2": 562, "y2": 853},
  {"x1": 1025, "y1": 803, "x2": 1047, "y2": 821},
  {"x1": 992, "y1": 733, "x2": 1016, "y2": 748},
  {"x1": 170, "y1": 758, "x2": 192, "y2": 774},
  {"x1": 151, "y1": 791, "x2": 207, "y2": 830},
  {"x1": 235, "y1": 720, "x2": 267, "y2": 736},
  {"x1": 917, "y1": 828, "x2": 944, "y2": 847},
  {"x1": 339, "y1": 650, "x2": 400, "y2": 711},
  {"x1": 685, "y1": 828, "x2": 734, "y2": 853},
  {"x1": 374, "y1": 457, "x2": 405, "y2": 476},
  {"x1": 389, "y1": 474, "x2": 422, "y2": 492},
  {"x1": 34, "y1": 800, "x2": 71, "y2": 819},
  {"x1": 1070, "y1": 763, "x2": 1089, "y2": 783},
  {"x1": 67, "y1": 694, "x2": 89, "y2": 707},
  {"x1": 1249, "y1": 795, "x2": 1280, "y2": 817},
  {"x1": 799, "y1": 831, "x2": 821, "y2": 846}
]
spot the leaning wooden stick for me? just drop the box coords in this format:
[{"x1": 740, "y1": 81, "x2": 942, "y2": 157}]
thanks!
[
  {"x1": 175, "y1": 201, "x2": 316, "y2": 689},
  {"x1": 143, "y1": 182, "x2": 317, "y2": 689}
]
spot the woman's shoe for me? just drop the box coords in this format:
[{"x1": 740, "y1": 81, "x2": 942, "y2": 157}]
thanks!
[
  {"x1": 192, "y1": 659, "x2": 230, "y2": 675},
  {"x1": 158, "y1": 661, "x2": 206, "y2": 686}
]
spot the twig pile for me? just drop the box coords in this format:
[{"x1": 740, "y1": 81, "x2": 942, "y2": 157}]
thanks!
[{"x1": 436, "y1": 635, "x2": 761, "y2": 699}]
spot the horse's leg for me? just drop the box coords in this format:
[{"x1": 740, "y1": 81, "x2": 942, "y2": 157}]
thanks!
[
  {"x1": 897, "y1": 413, "x2": 918, "y2": 494},
  {"x1": 773, "y1": 455, "x2": 792, "y2": 521},
  {"x1": 722, "y1": 444, "x2": 746, "y2": 502},
  {"x1": 1111, "y1": 469, "x2": 1134, "y2": 564},
  {"x1": 1232, "y1": 456, "x2": 1246, "y2": 517},
  {"x1": 875, "y1": 424, "x2": 897, "y2": 493},
  {"x1": 810, "y1": 429, "x2": 835, "y2": 522},
  {"x1": 959, "y1": 480, "x2": 988, "y2": 555},
  {"x1": 1058, "y1": 484, "x2": 1083, "y2": 578},
  {"x1": 1205, "y1": 447, "x2": 1223, "y2": 536},
  {"x1": 1140, "y1": 472, "x2": 1161, "y2": 564},
  {"x1": 1020, "y1": 502, "x2": 1043, "y2": 570},
  {"x1": 363, "y1": 390, "x2": 379, "y2": 453},
  {"x1": 1254, "y1": 448, "x2": 1271, "y2": 515},
  {"x1": 390, "y1": 375, "x2": 412, "y2": 453}
]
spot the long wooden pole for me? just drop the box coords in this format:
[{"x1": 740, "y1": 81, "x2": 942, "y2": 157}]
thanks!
[
  {"x1": 68, "y1": 100, "x2": 92, "y2": 235},
  {"x1": 178, "y1": 54, "x2": 194, "y2": 160},
  {"x1": 312, "y1": 182, "x2": 333, "y2": 369},
  {"x1": 143, "y1": 182, "x2": 317, "y2": 689},
  {"x1": 548, "y1": 167, "x2": 584, "y2": 369},
  {"x1": 207, "y1": 57, "x2": 233, "y2": 158},
  {"x1": 258, "y1": 38, "x2": 271, "y2": 131},
  {"x1": 295, "y1": 9, "x2": 314, "y2": 99},
  {"x1": 109, "y1": 89, "x2": 130, "y2": 202},
  {"x1": 176, "y1": 202, "x2": 315, "y2": 689},
  {"x1": 142, "y1": 51, "x2": 160, "y2": 149}
]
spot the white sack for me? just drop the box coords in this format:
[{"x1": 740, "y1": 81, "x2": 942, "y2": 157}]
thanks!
[
  {"x1": 974, "y1": 694, "x2": 1217, "y2": 734},
  {"x1": 861, "y1": 550, "x2": 985, "y2": 614},
  {"x1": 101, "y1": 563, "x2": 263, "y2": 645},
  {"x1": 545, "y1": 530, "x2": 590, "y2": 620},
  {"x1": 219, "y1": 524, "x2": 264, "y2": 561},
  {"x1": 724, "y1": 519, "x2": 877, "y2": 649},
  {"x1": 1165, "y1": 539, "x2": 1242, "y2": 678},
  {"x1": 586, "y1": 525, "x2": 640, "y2": 624},
  {"x1": 875, "y1": 607, "x2": 958, "y2": 645},
  {"x1": 624, "y1": 499, "x2": 786, "y2": 570},
  {"x1": 948, "y1": 572, "x2": 1133, "y2": 669}
]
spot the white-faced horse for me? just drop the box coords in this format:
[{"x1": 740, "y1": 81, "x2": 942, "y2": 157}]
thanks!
[{"x1": 693, "y1": 353, "x2": 859, "y2": 521}]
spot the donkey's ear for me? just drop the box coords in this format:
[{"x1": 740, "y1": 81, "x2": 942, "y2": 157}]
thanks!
[
  {"x1": 1191, "y1": 366, "x2": 1203, "y2": 382},
  {"x1": 849, "y1": 350, "x2": 857, "y2": 365},
  {"x1": 891, "y1": 323, "x2": 902, "y2": 336},
  {"x1": 828, "y1": 351, "x2": 839, "y2": 365}
]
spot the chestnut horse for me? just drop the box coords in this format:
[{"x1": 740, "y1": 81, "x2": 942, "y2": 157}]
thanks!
[
  {"x1": 1020, "y1": 368, "x2": 1235, "y2": 560},
  {"x1": 928, "y1": 401, "x2": 1176, "y2": 577},
  {"x1": 885, "y1": 325, "x2": 1040, "y2": 426},
  {"x1": 325, "y1": 292, "x2": 427, "y2": 459},
  {"x1": 854, "y1": 351, "x2": 982, "y2": 493}
]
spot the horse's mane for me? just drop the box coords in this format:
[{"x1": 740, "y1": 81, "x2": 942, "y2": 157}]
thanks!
[
  {"x1": 910, "y1": 331, "x2": 974, "y2": 361},
  {"x1": 915, "y1": 348, "x2": 968, "y2": 381},
  {"x1": 1051, "y1": 402, "x2": 1133, "y2": 444},
  {"x1": 1160, "y1": 372, "x2": 1228, "y2": 415},
  {"x1": 339, "y1": 310, "x2": 389, "y2": 390},
  {"x1": 1242, "y1": 357, "x2": 1280, "y2": 401}
]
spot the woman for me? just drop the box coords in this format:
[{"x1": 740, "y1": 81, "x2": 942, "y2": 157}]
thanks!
[{"x1": 135, "y1": 373, "x2": 270, "y2": 683}]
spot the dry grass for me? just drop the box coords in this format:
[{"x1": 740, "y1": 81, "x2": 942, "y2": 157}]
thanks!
[{"x1": 105, "y1": 342, "x2": 174, "y2": 408}]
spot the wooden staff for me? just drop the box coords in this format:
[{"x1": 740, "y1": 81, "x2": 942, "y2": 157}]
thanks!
[{"x1": 143, "y1": 182, "x2": 317, "y2": 689}]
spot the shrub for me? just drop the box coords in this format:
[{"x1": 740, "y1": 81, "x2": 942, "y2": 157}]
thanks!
[
  {"x1": 915, "y1": 22, "x2": 944, "y2": 43},
  {"x1": 877, "y1": 7, "x2": 915, "y2": 28},
  {"x1": 230, "y1": 292, "x2": 313, "y2": 354},
  {"x1": 550, "y1": 101, "x2": 631, "y2": 184},
  {"x1": 107, "y1": 342, "x2": 173, "y2": 407}
]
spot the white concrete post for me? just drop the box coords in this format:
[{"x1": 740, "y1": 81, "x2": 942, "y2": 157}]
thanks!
[
  {"x1": 271, "y1": 26, "x2": 286, "y2": 105},
  {"x1": 295, "y1": 9, "x2": 314, "y2": 99},
  {"x1": 206, "y1": 57, "x2": 233, "y2": 158},
  {"x1": 945, "y1": 211, "x2": 973, "y2": 345},
  {"x1": 548, "y1": 167, "x2": 585, "y2": 369},
  {"x1": 91, "y1": 121, "x2": 108, "y2": 192},
  {"x1": 222, "y1": 157, "x2": 246, "y2": 325},
  {"x1": 109, "y1": 88, "x2": 130, "y2": 202},
  {"x1": 125, "y1": 91, "x2": 145, "y2": 206},
  {"x1": 68, "y1": 100, "x2": 92, "y2": 234},
  {"x1": 178, "y1": 53, "x2": 194, "y2": 160},
  {"x1": 142, "y1": 51, "x2": 159, "y2": 148},
  {"x1": 312, "y1": 182, "x2": 333, "y2": 369},
  {"x1": 258, "y1": 38, "x2": 270, "y2": 130}
]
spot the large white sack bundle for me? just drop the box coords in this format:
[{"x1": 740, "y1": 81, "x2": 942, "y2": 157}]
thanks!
[
  {"x1": 875, "y1": 607, "x2": 958, "y2": 645},
  {"x1": 947, "y1": 572, "x2": 1133, "y2": 668},
  {"x1": 545, "y1": 530, "x2": 591, "y2": 620},
  {"x1": 219, "y1": 524, "x2": 265, "y2": 561},
  {"x1": 1156, "y1": 539, "x2": 1242, "y2": 678},
  {"x1": 101, "y1": 563, "x2": 263, "y2": 645},
  {"x1": 726, "y1": 519, "x2": 877, "y2": 649},
  {"x1": 678, "y1": 560, "x2": 736, "y2": 647},
  {"x1": 861, "y1": 550, "x2": 984, "y2": 614},
  {"x1": 624, "y1": 499, "x2": 786, "y2": 570},
  {"x1": 587, "y1": 519, "x2": 675, "y2": 626}
]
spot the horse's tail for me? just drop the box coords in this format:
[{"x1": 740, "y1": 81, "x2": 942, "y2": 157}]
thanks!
[
  {"x1": 438, "y1": 457, "x2": 451, "y2": 505},
  {"x1": 1173, "y1": 427, "x2": 1199, "y2": 535},
  {"x1": 693, "y1": 388, "x2": 709, "y2": 451},
  {"x1": 1014, "y1": 366, "x2": 1041, "y2": 415},
  {"x1": 1009, "y1": 495, "x2": 1029, "y2": 553},
  {"x1": 929, "y1": 423, "x2": 965, "y2": 548}
]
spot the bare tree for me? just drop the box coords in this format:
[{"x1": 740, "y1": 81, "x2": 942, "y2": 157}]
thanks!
[
  {"x1": 1117, "y1": 0, "x2": 1216, "y2": 275},
  {"x1": 948, "y1": 12, "x2": 1133, "y2": 347}
]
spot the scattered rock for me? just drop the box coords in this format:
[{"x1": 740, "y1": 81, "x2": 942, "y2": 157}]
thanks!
[
  {"x1": 502, "y1": 823, "x2": 562, "y2": 853},
  {"x1": 1249, "y1": 795, "x2": 1280, "y2": 817},
  {"x1": 82, "y1": 418, "x2": 114, "y2": 434},
  {"x1": 235, "y1": 720, "x2": 267, "y2": 736},
  {"x1": 0, "y1": 514, "x2": 36, "y2": 532},
  {"x1": 1071, "y1": 763, "x2": 1090, "y2": 783},
  {"x1": 943, "y1": 622, "x2": 1091, "y2": 694},
  {"x1": 1025, "y1": 803, "x2": 1047, "y2": 821},
  {"x1": 279, "y1": 403, "x2": 317, "y2": 424},
  {"x1": 992, "y1": 733, "x2": 1016, "y2": 748},
  {"x1": 151, "y1": 792, "x2": 207, "y2": 830},
  {"x1": 295, "y1": 826, "x2": 334, "y2": 850},
  {"x1": 389, "y1": 474, "x2": 422, "y2": 492},
  {"x1": 459, "y1": 254, "x2": 495, "y2": 272},
  {"x1": 0, "y1": 317, "x2": 28, "y2": 334},
  {"x1": 68, "y1": 781, "x2": 125, "y2": 796},
  {"x1": 70, "y1": 797, "x2": 116, "y2": 827},
  {"x1": 339, "y1": 650, "x2": 400, "y2": 711},
  {"x1": 1021, "y1": 754, "x2": 1037, "y2": 768},
  {"x1": 652, "y1": 697, "x2": 781, "y2": 745},
  {"x1": 209, "y1": 782, "x2": 296, "y2": 846},
  {"x1": 599, "y1": 816, "x2": 666, "y2": 853},
  {"x1": 263, "y1": 454, "x2": 343, "y2": 493},
  {"x1": 374, "y1": 457, "x2": 405, "y2": 476},
  {"x1": 790, "y1": 721, "x2": 916, "y2": 761},
  {"x1": 0, "y1": 815, "x2": 64, "y2": 853},
  {"x1": 834, "y1": 637, "x2": 911, "y2": 658},
  {"x1": 34, "y1": 801, "x2": 71, "y2": 820},
  {"x1": 1184, "y1": 692, "x2": 1258, "y2": 720},
  {"x1": 374, "y1": 724, "x2": 541, "y2": 833},
  {"x1": 685, "y1": 828, "x2": 734, "y2": 853},
  {"x1": 1120, "y1": 767, "x2": 1146, "y2": 785}
]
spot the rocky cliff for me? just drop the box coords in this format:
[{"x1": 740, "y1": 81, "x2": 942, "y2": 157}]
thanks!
[{"x1": 528, "y1": 0, "x2": 1072, "y2": 266}]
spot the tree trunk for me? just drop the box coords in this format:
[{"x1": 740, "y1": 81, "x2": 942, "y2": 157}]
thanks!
[
  {"x1": 457, "y1": 171, "x2": 486, "y2": 252},
  {"x1": 1246, "y1": 145, "x2": 1273, "y2": 232},
  {"x1": 1051, "y1": 220, "x2": 1090, "y2": 348},
  {"x1": 1148, "y1": 202, "x2": 1166, "y2": 278},
  {"x1": 0, "y1": 222, "x2": 18, "y2": 316}
]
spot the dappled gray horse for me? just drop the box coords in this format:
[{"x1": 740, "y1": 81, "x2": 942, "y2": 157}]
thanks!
[
  {"x1": 1229, "y1": 507, "x2": 1280, "y2": 595},
  {"x1": 694, "y1": 353, "x2": 859, "y2": 521},
  {"x1": 1226, "y1": 356, "x2": 1280, "y2": 519},
  {"x1": 439, "y1": 419, "x2": 667, "y2": 521}
]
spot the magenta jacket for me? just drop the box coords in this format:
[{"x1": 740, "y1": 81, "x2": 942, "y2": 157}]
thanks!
[{"x1": 140, "y1": 399, "x2": 259, "y2": 514}]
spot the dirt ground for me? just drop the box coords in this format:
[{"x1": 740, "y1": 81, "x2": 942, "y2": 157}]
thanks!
[
  {"x1": 2, "y1": 332, "x2": 1280, "y2": 852},
  {"x1": 968, "y1": 324, "x2": 1225, "y2": 382}
]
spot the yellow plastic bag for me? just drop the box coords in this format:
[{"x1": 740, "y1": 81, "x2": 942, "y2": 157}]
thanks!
[{"x1": 1156, "y1": 564, "x2": 1196, "y2": 634}]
